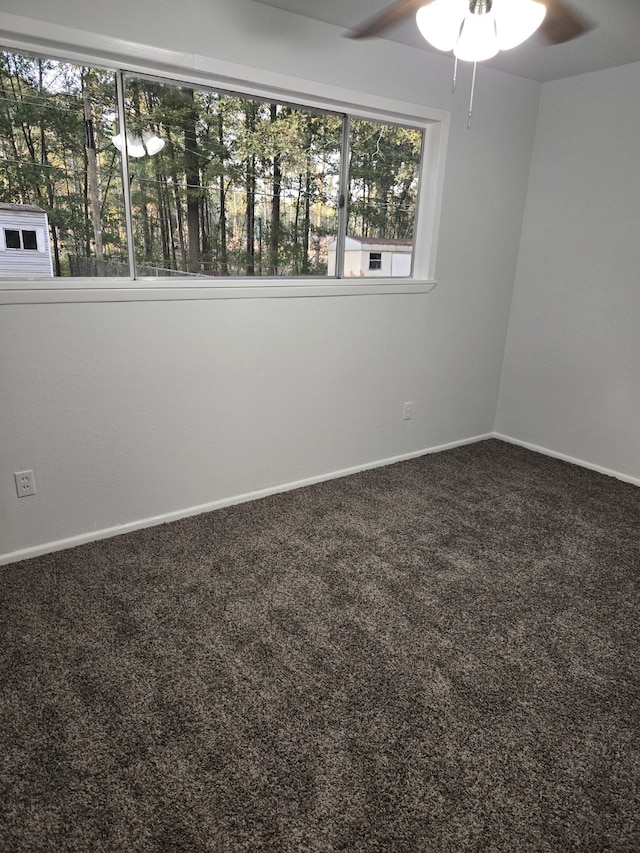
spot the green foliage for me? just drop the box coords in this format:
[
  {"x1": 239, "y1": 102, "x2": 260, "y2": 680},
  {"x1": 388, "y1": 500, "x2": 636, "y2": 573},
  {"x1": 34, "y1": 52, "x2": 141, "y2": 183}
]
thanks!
[
  {"x1": 1, "y1": 49, "x2": 423, "y2": 278},
  {"x1": 0, "y1": 51, "x2": 126, "y2": 274},
  {"x1": 348, "y1": 119, "x2": 423, "y2": 240}
]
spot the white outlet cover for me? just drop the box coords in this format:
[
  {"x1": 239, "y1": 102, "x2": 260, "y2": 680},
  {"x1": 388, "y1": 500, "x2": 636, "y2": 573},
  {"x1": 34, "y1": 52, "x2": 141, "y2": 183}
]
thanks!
[{"x1": 15, "y1": 470, "x2": 36, "y2": 497}]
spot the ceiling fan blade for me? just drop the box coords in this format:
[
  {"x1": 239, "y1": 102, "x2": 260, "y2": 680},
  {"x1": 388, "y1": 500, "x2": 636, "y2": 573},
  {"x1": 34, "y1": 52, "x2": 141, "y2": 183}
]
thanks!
[
  {"x1": 539, "y1": 0, "x2": 595, "y2": 44},
  {"x1": 348, "y1": 0, "x2": 435, "y2": 40}
]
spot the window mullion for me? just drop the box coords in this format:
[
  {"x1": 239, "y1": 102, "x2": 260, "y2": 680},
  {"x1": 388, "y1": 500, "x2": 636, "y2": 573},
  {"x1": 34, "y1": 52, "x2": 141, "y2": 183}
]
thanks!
[
  {"x1": 115, "y1": 71, "x2": 137, "y2": 280},
  {"x1": 335, "y1": 114, "x2": 351, "y2": 280}
]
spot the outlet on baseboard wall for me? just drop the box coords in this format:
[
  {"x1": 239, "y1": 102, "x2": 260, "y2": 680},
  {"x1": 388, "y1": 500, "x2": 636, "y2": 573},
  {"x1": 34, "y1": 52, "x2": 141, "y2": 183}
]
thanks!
[
  {"x1": 14, "y1": 470, "x2": 36, "y2": 497},
  {"x1": 402, "y1": 401, "x2": 413, "y2": 420}
]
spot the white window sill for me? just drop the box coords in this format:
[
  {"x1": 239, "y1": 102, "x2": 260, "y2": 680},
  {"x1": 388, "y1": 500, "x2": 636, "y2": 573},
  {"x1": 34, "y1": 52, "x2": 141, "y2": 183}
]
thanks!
[{"x1": 0, "y1": 278, "x2": 436, "y2": 304}]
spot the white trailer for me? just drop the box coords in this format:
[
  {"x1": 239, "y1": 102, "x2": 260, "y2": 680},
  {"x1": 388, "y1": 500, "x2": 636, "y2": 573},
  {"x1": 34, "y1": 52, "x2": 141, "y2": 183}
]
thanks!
[
  {"x1": 327, "y1": 235, "x2": 413, "y2": 278},
  {"x1": 0, "y1": 203, "x2": 54, "y2": 278}
]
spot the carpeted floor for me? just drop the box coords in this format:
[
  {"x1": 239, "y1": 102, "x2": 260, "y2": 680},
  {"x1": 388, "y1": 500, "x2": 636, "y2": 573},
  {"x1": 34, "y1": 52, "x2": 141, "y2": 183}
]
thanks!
[{"x1": 1, "y1": 438, "x2": 639, "y2": 852}]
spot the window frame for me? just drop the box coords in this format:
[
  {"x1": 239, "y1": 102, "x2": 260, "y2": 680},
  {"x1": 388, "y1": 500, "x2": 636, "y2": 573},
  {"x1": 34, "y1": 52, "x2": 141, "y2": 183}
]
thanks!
[
  {"x1": 2, "y1": 227, "x2": 42, "y2": 252},
  {"x1": 368, "y1": 252, "x2": 383, "y2": 271},
  {"x1": 3, "y1": 229, "x2": 22, "y2": 250},
  {"x1": 0, "y1": 21, "x2": 450, "y2": 304},
  {"x1": 20, "y1": 229, "x2": 39, "y2": 251}
]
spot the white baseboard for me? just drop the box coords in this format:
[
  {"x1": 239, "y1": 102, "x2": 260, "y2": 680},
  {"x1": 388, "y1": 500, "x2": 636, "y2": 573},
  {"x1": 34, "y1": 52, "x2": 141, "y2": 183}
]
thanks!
[
  {"x1": 8, "y1": 431, "x2": 633, "y2": 567},
  {"x1": 493, "y1": 432, "x2": 640, "y2": 487},
  {"x1": 0, "y1": 432, "x2": 493, "y2": 567}
]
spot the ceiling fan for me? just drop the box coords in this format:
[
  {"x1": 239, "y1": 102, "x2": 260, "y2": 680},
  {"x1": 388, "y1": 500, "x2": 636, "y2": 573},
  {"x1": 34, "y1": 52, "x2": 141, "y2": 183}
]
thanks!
[
  {"x1": 348, "y1": 0, "x2": 593, "y2": 48},
  {"x1": 348, "y1": 0, "x2": 593, "y2": 126}
]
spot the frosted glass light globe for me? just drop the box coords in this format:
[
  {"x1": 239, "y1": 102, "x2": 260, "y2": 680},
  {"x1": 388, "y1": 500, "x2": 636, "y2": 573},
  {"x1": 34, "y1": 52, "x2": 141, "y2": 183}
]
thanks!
[
  {"x1": 454, "y1": 10, "x2": 499, "y2": 62},
  {"x1": 494, "y1": 0, "x2": 546, "y2": 50},
  {"x1": 416, "y1": 0, "x2": 468, "y2": 52}
]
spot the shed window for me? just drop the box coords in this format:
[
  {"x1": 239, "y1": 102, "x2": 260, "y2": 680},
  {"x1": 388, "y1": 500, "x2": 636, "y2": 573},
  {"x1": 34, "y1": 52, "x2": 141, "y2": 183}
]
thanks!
[
  {"x1": 369, "y1": 252, "x2": 382, "y2": 270},
  {"x1": 4, "y1": 228, "x2": 38, "y2": 252},
  {"x1": 22, "y1": 229, "x2": 38, "y2": 250},
  {"x1": 3, "y1": 228, "x2": 38, "y2": 250},
  {"x1": 5, "y1": 229, "x2": 21, "y2": 249}
]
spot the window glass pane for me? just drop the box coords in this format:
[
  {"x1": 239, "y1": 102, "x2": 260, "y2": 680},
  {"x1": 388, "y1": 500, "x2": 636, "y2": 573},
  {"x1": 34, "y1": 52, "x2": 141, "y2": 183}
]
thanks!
[
  {"x1": 0, "y1": 50, "x2": 127, "y2": 278},
  {"x1": 4, "y1": 229, "x2": 21, "y2": 249},
  {"x1": 122, "y1": 76, "x2": 343, "y2": 278},
  {"x1": 22, "y1": 229, "x2": 38, "y2": 250},
  {"x1": 346, "y1": 118, "x2": 423, "y2": 278}
]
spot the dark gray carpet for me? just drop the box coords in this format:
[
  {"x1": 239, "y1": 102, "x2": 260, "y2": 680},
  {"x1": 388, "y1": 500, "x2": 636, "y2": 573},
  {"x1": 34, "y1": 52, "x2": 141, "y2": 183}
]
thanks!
[{"x1": 1, "y1": 439, "x2": 639, "y2": 852}]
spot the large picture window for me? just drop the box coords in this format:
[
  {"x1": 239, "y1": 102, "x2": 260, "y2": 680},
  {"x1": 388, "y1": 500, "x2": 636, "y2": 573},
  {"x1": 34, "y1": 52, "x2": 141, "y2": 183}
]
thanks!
[{"x1": 0, "y1": 47, "x2": 439, "y2": 285}]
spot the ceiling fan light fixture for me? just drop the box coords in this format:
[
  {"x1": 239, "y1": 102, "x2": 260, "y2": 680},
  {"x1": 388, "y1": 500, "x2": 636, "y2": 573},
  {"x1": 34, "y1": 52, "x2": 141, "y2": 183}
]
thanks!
[
  {"x1": 112, "y1": 130, "x2": 165, "y2": 157},
  {"x1": 416, "y1": 0, "x2": 468, "y2": 52},
  {"x1": 111, "y1": 132, "x2": 146, "y2": 157},
  {"x1": 454, "y1": 9, "x2": 499, "y2": 62},
  {"x1": 142, "y1": 129, "x2": 165, "y2": 156},
  {"x1": 126, "y1": 135, "x2": 146, "y2": 158},
  {"x1": 493, "y1": 0, "x2": 547, "y2": 50}
]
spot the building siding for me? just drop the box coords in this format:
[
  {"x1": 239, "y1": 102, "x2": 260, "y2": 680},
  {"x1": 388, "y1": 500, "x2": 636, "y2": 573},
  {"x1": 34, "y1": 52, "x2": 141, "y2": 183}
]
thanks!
[{"x1": 0, "y1": 205, "x2": 53, "y2": 278}]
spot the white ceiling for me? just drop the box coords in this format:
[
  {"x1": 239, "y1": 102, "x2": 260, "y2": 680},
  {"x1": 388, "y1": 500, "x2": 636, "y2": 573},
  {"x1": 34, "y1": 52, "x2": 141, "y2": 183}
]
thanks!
[{"x1": 251, "y1": 0, "x2": 640, "y2": 82}]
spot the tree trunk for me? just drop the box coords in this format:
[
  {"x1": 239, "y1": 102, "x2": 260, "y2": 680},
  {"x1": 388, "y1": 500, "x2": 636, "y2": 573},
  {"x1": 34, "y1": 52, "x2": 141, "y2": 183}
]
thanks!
[
  {"x1": 245, "y1": 104, "x2": 257, "y2": 276},
  {"x1": 165, "y1": 129, "x2": 187, "y2": 270},
  {"x1": 269, "y1": 103, "x2": 282, "y2": 276},
  {"x1": 183, "y1": 89, "x2": 201, "y2": 273},
  {"x1": 302, "y1": 146, "x2": 312, "y2": 275},
  {"x1": 83, "y1": 86, "x2": 104, "y2": 260},
  {"x1": 217, "y1": 112, "x2": 229, "y2": 275}
]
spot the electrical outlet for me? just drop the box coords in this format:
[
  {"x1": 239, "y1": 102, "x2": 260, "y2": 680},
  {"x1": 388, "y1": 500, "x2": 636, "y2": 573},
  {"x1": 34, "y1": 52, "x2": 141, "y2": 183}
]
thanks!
[
  {"x1": 402, "y1": 401, "x2": 413, "y2": 420},
  {"x1": 15, "y1": 470, "x2": 36, "y2": 497}
]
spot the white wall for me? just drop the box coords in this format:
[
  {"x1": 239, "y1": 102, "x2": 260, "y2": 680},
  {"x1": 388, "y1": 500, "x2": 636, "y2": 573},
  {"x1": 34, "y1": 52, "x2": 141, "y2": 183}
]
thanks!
[
  {"x1": 0, "y1": 0, "x2": 541, "y2": 562},
  {"x1": 496, "y1": 61, "x2": 640, "y2": 482}
]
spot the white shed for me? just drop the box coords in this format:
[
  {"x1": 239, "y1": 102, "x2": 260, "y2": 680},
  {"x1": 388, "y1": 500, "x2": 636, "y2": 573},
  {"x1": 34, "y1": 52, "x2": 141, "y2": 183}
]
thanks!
[
  {"x1": 0, "y1": 203, "x2": 54, "y2": 278},
  {"x1": 327, "y1": 236, "x2": 413, "y2": 278}
]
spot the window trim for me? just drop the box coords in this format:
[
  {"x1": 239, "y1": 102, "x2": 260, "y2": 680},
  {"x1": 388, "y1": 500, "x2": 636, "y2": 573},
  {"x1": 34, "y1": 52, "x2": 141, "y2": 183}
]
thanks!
[
  {"x1": 0, "y1": 12, "x2": 450, "y2": 303},
  {"x1": 368, "y1": 252, "x2": 383, "y2": 271},
  {"x1": 21, "y1": 229, "x2": 38, "y2": 251},
  {"x1": 3, "y1": 229, "x2": 22, "y2": 251},
  {"x1": 1, "y1": 227, "x2": 43, "y2": 252}
]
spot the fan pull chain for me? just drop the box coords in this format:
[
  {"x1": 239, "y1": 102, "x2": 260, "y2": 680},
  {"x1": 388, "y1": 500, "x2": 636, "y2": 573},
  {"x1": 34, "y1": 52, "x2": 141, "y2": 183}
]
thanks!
[
  {"x1": 467, "y1": 61, "x2": 477, "y2": 129},
  {"x1": 452, "y1": 56, "x2": 458, "y2": 95}
]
